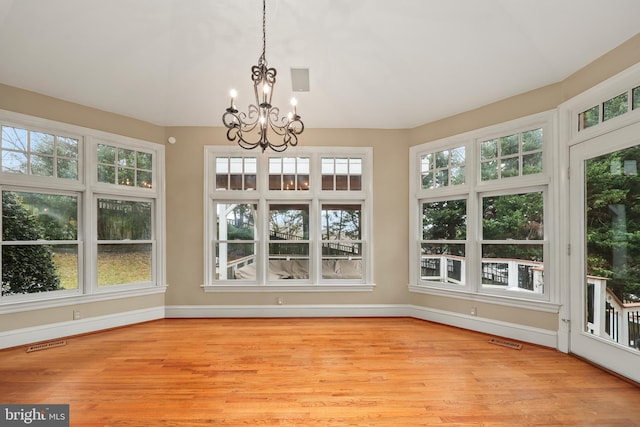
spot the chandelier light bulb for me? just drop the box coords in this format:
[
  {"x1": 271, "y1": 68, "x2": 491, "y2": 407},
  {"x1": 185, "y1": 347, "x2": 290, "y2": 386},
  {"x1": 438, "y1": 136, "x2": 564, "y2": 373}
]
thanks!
[
  {"x1": 263, "y1": 83, "x2": 270, "y2": 94},
  {"x1": 230, "y1": 89, "x2": 237, "y2": 98}
]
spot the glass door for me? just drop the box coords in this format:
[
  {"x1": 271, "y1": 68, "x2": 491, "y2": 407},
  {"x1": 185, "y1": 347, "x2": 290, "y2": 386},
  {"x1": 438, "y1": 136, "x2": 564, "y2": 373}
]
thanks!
[{"x1": 569, "y1": 121, "x2": 640, "y2": 383}]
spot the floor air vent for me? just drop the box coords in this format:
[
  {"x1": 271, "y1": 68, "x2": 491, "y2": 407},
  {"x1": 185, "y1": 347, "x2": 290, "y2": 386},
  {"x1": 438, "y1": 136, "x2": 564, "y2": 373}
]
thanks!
[
  {"x1": 26, "y1": 340, "x2": 67, "y2": 353},
  {"x1": 489, "y1": 338, "x2": 522, "y2": 350}
]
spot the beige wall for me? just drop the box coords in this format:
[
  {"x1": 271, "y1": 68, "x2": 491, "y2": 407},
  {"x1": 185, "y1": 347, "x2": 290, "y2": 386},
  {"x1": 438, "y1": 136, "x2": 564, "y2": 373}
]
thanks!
[
  {"x1": 164, "y1": 126, "x2": 412, "y2": 306},
  {"x1": 0, "y1": 32, "x2": 639, "y2": 339}
]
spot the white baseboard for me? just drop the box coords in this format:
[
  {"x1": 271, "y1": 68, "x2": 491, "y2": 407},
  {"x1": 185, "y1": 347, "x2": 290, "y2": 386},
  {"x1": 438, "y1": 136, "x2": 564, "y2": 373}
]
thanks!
[
  {"x1": 406, "y1": 304, "x2": 558, "y2": 348},
  {"x1": 166, "y1": 303, "x2": 558, "y2": 348},
  {"x1": 1, "y1": 304, "x2": 557, "y2": 350},
  {"x1": 0, "y1": 306, "x2": 165, "y2": 350},
  {"x1": 165, "y1": 304, "x2": 408, "y2": 318}
]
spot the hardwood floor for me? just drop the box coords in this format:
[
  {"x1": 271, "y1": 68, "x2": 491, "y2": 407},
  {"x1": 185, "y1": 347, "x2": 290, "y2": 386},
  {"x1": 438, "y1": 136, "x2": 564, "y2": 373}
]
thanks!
[{"x1": 1, "y1": 317, "x2": 639, "y2": 426}]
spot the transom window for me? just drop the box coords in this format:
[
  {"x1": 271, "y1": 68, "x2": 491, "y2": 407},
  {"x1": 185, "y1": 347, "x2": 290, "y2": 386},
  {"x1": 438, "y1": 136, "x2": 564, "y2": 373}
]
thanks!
[
  {"x1": 1, "y1": 125, "x2": 79, "y2": 180},
  {"x1": 322, "y1": 157, "x2": 362, "y2": 191},
  {"x1": 420, "y1": 146, "x2": 465, "y2": 189},
  {"x1": 97, "y1": 143, "x2": 154, "y2": 188},
  {"x1": 215, "y1": 157, "x2": 256, "y2": 191},
  {"x1": 205, "y1": 147, "x2": 372, "y2": 291},
  {"x1": 578, "y1": 84, "x2": 640, "y2": 131},
  {"x1": 480, "y1": 128, "x2": 543, "y2": 181}
]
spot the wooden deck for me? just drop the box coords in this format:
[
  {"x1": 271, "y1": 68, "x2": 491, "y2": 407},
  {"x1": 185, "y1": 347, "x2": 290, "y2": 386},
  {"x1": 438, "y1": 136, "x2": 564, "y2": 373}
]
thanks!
[{"x1": 1, "y1": 317, "x2": 639, "y2": 426}]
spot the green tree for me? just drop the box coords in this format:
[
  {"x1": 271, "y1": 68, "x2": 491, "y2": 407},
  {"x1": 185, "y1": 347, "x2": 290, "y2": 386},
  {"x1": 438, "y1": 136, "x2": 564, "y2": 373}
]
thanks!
[
  {"x1": 1, "y1": 192, "x2": 61, "y2": 295},
  {"x1": 586, "y1": 146, "x2": 640, "y2": 301}
]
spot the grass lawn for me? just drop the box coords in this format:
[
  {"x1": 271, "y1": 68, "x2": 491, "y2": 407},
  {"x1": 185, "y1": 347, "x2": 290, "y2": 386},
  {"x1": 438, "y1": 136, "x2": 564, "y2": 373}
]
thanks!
[{"x1": 52, "y1": 250, "x2": 152, "y2": 289}]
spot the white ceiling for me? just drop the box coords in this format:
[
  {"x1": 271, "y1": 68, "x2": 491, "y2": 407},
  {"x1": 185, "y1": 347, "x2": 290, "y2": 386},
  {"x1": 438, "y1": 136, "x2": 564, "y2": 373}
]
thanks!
[{"x1": 0, "y1": 0, "x2": 639, "y2": 129}]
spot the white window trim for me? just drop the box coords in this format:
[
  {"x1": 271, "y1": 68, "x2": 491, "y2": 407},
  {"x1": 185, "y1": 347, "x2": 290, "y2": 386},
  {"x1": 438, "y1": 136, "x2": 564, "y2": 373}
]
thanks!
[
  {"x1": 203, "y1": 146, "x2": 374, "y2": 292},
  {"x1": 0, "y1": 109, "x2": 167, "y2": 313},
  {"x1": 409, "y1": 110, "x2": 559, "y2": 311}
]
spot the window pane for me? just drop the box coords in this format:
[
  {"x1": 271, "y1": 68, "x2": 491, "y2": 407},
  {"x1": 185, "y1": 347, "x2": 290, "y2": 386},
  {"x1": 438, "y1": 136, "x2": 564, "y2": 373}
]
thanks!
[
  {"x1": 216, "y1": 242, "x2": 256, "y2": 280},
  {"x1": 217, "y1": 203, "x2": 256, "y2": 240},
  {"x1": 2, "y1": 191, "x2": 78, "y2": 240},
  {"x1": 501, "y1": 157, "x2": 520, "y2": 178},
  {"x1": 421, "y1": 154, "x2": 433, "y2": 172},
  {"x1": 481, "y1": 160, "x2": 498, "y2": 181},
  {"x1": 420, "y1": 243, "x2": 465, "y2": 284},
  {"x1": 118, "y1": 148, "x2": 135, "y2": 167},
  {"x1": 523, "y1": 153, "x2": 543, "y2": 175},
  {"x1": 57, "y1": 158, "x2": 78, "y2": 180},
  {"x1": 137, "y1": 151, "x2": 153, "y2": 170},
  {"x1": 482, "y1": 192, "x2": 543, "y2": 240},
  {"x1": 481, "y1": 244, "x2": 543, "y2": 293},
  {"x1": 97, "y1": 144, "x2": 116, "y2": 164},
  {"x1": 633, "y1": 86, "x2": 640, "y2": 110},
  {"x1": 450, "y1": 147, "x2": 465, "y2": 166},
  {"x1": 137, "y1": 170, "x2": 153, "y2": 188},
  {"x1": 603, "y1": 92, "x2": 628, "y2": 121},
  {"x1": 30, "y1": 154, "x2": 54, "y2": 177},
  {"x1": 451, "y1": 166, "x2": 465, "y2": 185},
  {"x1": 586, "y1": 145, "x2": 640, "y2": 308},
  {"x1": 97, "y1": 243, "x2": 152, "y2": 286},
  {"x1": 269, "y1": 204, "x2": 309, "y2": 240},
  {"x1": 97, "y1": 199, "x2": 151, "y2": 240},
  {"x1": 480, "y1": 140, "x2": 497, "y2": 160},
  {"x1": 435, "y1": 150, "x2": 449, "y2": 168},
  {"x1": 321, "y1": 204, "x2": 361, "y2": 241},
  {"x1": 98, "y1": 164, "x2": 116, "y2": 184},
  {"x1": 2, "y1": 150, "x2": 27, "y2": 174},
  {"x1": 501, "y1": 134, "x2": 519, "y2": 156},
  {"x1": 321, "y1": 256, "x2": 362, "y2": 280},
  {"x1": 117, "y1": 167, "x2": 135, "y2": 186},
  {"x1": 522, "y1": 129, "x2": 543, "y2": 152},
  {"x1": 31, "y1": 131, "x2": 54, "y2": 154},
  {"x1": 422, "y1": 199, "x2": 466, "y2": 240},
  {"x1": 2, "y1": 245, "x2": 78, "y2": 295},
  {"x1": 268, "y1": 259, "x2": 309, "y2": 279},
  {"x1": 579, "y1": 105, "x2": 599, "y2": 130},
  {"x1": 57, "y1": 136, "x2": 78, "y2": 158},
  {"x1": 1, "y1": 126, "x2": 27, "y2": 151}
]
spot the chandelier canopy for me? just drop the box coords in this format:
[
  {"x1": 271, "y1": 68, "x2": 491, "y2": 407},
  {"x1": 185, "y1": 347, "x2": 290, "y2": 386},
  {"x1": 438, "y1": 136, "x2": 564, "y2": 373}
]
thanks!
[{"x1": 222, "y1": 0, "x2": 304, "y2": 152}]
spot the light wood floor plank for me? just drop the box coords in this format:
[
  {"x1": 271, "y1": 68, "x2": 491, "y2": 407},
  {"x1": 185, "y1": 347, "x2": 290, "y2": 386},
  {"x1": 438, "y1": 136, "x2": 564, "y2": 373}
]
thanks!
[{"x1": 1, "y1": 317, "x2": 638, "y2": 426}]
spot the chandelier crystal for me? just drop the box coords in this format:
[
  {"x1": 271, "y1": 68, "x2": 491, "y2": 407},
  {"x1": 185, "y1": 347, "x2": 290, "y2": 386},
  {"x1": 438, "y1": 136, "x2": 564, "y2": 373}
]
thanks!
[{"x1": 222, "y1": 0, "x2": 304, "y2": 152}]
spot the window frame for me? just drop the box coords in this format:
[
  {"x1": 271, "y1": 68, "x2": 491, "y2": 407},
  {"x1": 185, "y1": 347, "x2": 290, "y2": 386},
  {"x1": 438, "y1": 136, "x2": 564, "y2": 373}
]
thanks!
[
  {"x1": 409, "y1": 111, "x2": 557, "y2": 310},
  {"x1": 0, "y1": 109, "x2": 166, "y2": 312},
  {"x1": 204, "y1": 146, "x2": 373, "y2": 292}
]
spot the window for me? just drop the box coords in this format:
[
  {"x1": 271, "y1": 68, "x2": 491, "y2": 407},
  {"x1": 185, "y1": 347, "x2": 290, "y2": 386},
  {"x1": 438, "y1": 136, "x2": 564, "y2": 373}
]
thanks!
[
  {"x1": 205, "y1": 146, "x2": 372, "y2": 291},
  {"x1": 1, "y1": 125, "x2": 79, "y2": 179},
  {"x1": 96, "y1": 198, "x2": 153, "y2": 287},
  {"x1": 2, "y1": 190, "x2": 79, "y2": 296},
  {"x1": 0, "y1": 110, "x2": 165, "y2": 307},
  {"x1": 410, "y1": 111, "x2": 553, "y2": 304},
  {"x1": 420, "y1": 198, "x2": 466, "y2": 285},
  {"x1": 420, "y1": 146, "x2": 465, "y2": 188},
  {"x1": 480, "y1": 128, "x2": 543, "y2": 181},
  {"x1": 578, "y1": 84, "x2": 640, "y2": 131},
  {"x1": 97, "y1": 143, "x2": 153, "y2": 188}
]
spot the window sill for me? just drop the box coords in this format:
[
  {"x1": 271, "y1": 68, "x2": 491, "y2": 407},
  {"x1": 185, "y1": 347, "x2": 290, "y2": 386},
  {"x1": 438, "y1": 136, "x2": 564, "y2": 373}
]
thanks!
[
  {"x1": 202, "y1": 283, "x2": 375, "y2": 292},
  {"x1": 408, "y1": 284, "x2": 560, "y2": 313},
  {"x1": 0, "y1": 285, "x2": 167, "y2": 314}
]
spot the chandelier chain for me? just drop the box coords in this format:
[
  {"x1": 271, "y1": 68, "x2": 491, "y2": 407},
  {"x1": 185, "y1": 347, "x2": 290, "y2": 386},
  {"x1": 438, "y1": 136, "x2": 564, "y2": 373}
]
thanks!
[{"x1": 260, "y1": 0, "x2": 267, "y2": 65}]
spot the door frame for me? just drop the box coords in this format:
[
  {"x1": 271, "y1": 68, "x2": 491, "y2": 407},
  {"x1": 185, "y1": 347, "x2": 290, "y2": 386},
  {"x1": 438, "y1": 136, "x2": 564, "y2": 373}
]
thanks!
[{"x1": 568, "y1": 121, "x2": 640, "y2": 383}]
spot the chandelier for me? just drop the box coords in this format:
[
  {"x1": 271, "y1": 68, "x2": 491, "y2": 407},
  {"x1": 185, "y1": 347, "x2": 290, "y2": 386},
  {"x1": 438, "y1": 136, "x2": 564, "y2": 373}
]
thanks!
[{"x1": 222, "y1": 0, "x2": 304, "y2": 152}]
